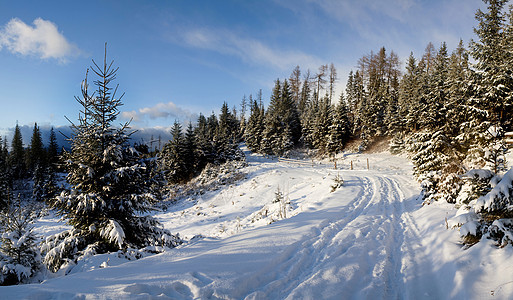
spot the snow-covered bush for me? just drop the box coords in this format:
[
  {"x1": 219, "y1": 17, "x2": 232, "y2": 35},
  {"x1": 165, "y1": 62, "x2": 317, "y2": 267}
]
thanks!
[
  {"x1": 475, "y1": 168, "x2": 513, "y2": 220},
  {"x1": 436, "y1": 173, "x2": 462, "y2": 204},
  {"x1": 455, "y1": 169, "x2": 493, "y2": 206},
  {"x1": 273, "y1": 186, "x2": 284, "y2": 203},
  {"x1": 330, "y1": 173, "x2": 344, "y2": 192},
  {"x1": 419, "y1": 171, "x2": 440, "y2": 205},
  {"x1": 0, "y1": 199, "x2": 42, "y2": 285},
  {"x1": 450, "y1": 168, "x2": 513, "y2": 247},
  {"x1": 165, "y1": 160, "x2": 247, "y2": 205}
]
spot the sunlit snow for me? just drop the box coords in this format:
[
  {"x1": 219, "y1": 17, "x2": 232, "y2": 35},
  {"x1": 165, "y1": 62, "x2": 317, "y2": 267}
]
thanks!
[{"x1": 2, "y1": 148, "x2": 513, "y2": 299}]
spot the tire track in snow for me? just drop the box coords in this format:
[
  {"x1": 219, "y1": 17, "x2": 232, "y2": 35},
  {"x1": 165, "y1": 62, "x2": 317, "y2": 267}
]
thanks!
[
  {"x1": 212, "y1": 170, "x2": 442, "y2": 299},
  {"x1": 391, "y1": 177, "x2": 442, "y2": 299}
]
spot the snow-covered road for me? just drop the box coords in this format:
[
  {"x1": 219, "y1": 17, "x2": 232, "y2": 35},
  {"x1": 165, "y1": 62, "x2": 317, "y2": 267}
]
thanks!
[{"x1": 3, "y1": 151, "x2": 513, "y2": 299}]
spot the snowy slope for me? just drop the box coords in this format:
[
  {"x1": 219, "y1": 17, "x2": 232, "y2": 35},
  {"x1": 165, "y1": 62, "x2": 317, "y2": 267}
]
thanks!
[{"x1": 2, "y1": 149, "x2": 513, "y2": 299}]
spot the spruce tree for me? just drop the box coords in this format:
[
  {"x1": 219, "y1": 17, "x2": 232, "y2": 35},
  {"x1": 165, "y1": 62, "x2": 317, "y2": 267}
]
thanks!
[
  {"x1": 0, "y1": 137, "x2": 8, "y2": 212},
  {"x1": 26, "y1": 123, "x2": 46, "y2": 173},
  {"x1": 45, "y1": 46, "x2": 179, "y2": 272},
  {"x1": 298, "y1": 72, "x2": 311, "y2": 115},
  {"x1": 462, "y1": 0, "x2": 509, "y2": 169},
  {"x1": 9, "y1": 124, "x2": 25, "y2": 180},
  {"x1": 159, "y1": 121, "x2": 187, "y2": 184},
  {"x1": 245, "y1": 99, "x2": 264, "y2": 152},
  {"x1": 327, "y1": 94, "x2": 351, "y2": 154},
  {"x1": 0, "y1": 196, "x2": 41, "y2": 285},
  {"x1": 424, "y1": 43, "x2": 449, "y2": 131},
  {"x1": 471, "y1": 0, "x2": 511, "y2": 126},
  {"x1": 47, "y1": 127, "x2": 59, "y2": 171},
  {"x1": 195, "y1": 113, "x2": 215, "y2": 168},
  {"x1": 262, "y1": 79, "x2": 301, "y2": 155},
  {"x1": 399, "y1": 53, "x2": 422, "y2": 131},
  {"x1": 313, "y1": 96, "x2": 332, "y2": 154},
  {"x1": 183, "y1": 122, "x2": 197, "y2": 179}
]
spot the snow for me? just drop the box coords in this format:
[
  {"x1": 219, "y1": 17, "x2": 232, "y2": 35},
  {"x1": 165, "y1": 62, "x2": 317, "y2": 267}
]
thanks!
[
  {"x1": 100, "y1": 219, "x2": 126, "y2": 248},
  {"x1": 2, "y1": 149, "x2": 513, "y2": 299}
]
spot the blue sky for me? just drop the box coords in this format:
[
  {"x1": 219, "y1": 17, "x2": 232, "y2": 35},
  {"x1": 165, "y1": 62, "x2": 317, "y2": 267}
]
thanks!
[{"x1": 0, "y1": 0, "x2": 484, "y2": 143}]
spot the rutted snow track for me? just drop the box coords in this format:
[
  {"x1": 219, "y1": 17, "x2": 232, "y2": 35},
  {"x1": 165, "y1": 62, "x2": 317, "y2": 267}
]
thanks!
[{"x1": 218, "y1": 171, "x2": 440, "y2": 300}]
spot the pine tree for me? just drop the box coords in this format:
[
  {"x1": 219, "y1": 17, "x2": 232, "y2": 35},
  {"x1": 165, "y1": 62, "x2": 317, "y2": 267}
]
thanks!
[
  {"x1": 47, "y1": 127, "x2": 59, "y2": 171},
  {"x1": 262, "y1": 80, "x2": 283, "y2": 155},
  {"x1": 218, "y1": 102, "x2": 239, "y2": 144},
  {"x1": 471, "y1": 0, "x2": 511, "y2": 126},
  {"x1": 245, "y1": 99, "x2": 265, "y2": 152},
  {"x1": 399, "y1": 52, "x2": 422, "y2": 131},
  {"x1": 262, "y1": 79, "x2": 301, "y2": 155},
  {"x1": 446, "y1": 40, "x2": 471, "y2": 138},
  {"x1": 313, "y1": 96, "x2": 332, "y2": 154},
  {"x1": 0, "y1": 137, "x2": 9, "y2": 212},
  {"x1": 301, "y1": 99, "x2": 318, "y2": 149},
  {"x1": 45, "y1": 46, "x2": 179, "y2": 272},
  {"x1": 352, "y1": 70, "x2": 367, "y2": 137},
  {"x1": 327, "y1": 94, "x2": 351, "y2": 154},
  {"x1": 239, "y1": 95, "x2": 247, "y2": 137},
  {"x1": 9, "y1": 124, "x2": 25, "y2": 180},
  {"x1": 160, "y1": 121, "x2": 187, "y2": 184},
  {"x1": 195, "y1": 113, "x2": 216, "y2": 168},
  {"x1": 462, "y1": 0, "x2": 509, "y2": 170},
  {"x1": 298, "y1": 70, "x2": 311, "y2": 115},
  {"x1": 425, "y1": 42, "x2": 449, "y2": 131},
  {"x1": 26, "y1": 123, "x2": 46, "y2": 173},
  {"x1": 289, "y1": 65, "x2": 302, "y2": 107},
  {"x1": 328, "y1": 63, "x2": 337, "y2": 103},
  {"x1": 314, "y1": 65, "x2": 328, "y2": 102},
  {"x1": 183, "y1": 122, "x2": 197, "y2": 179}
]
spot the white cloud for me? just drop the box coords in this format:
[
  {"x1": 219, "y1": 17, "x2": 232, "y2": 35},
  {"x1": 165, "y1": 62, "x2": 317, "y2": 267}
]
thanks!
[
  {"x1": 0, "y1": 18, "x2": 80, "y2": 62},
  {"x1": 182, "y1": 28, "x2": 323, "y2": 71},
  {"x1": 121, "y1": 101, "x2": 197, "y2": 124}
]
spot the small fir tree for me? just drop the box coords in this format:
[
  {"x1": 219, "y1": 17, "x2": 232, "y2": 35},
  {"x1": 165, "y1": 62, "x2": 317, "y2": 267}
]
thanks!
[{"x1": 0, "y1": 196, "x2": 42, "y2": 285}]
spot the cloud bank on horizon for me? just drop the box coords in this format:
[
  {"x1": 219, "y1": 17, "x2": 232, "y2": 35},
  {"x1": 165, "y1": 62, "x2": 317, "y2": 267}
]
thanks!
[{"x1": 121, "y1": 101, "x2": 198, "y2": 125}]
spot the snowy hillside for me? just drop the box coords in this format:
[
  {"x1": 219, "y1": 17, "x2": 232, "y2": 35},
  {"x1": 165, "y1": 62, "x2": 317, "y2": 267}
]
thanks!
[{"x1": 2, "y1": 149, "x2": 513, "y2": 299}]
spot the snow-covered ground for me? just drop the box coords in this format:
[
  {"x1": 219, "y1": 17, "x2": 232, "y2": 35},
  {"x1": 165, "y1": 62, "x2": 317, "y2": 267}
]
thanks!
[{"x1": 2, "y1": 149, "x2": 513, "y2": 299}]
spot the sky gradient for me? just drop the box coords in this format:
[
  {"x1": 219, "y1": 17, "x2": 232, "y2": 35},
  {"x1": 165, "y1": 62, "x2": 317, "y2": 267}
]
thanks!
[{"x1": 0, "y1": 0, "x2": 484, "y2": 143}]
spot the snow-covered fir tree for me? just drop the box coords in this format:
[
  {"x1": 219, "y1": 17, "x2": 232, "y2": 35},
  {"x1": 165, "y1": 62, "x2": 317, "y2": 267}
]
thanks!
[
  {"x1": 45, "y1": 46, "x2": 180, "y2": 272},
  {"x1": 244, "y1": 99, "x2": 265, "y2": 152},
  {"x1": 326, "y1": 94, "x2": 351, "y2": 154},
  {"x1": 0, "y1": 196, "x2": 42, "y2": 285},
  {"x1": 313, "y1": 96, "x2": 332, "y2": 154},
  {"x1": 194, "y1": 113, "x2": 217, "y2": 169},
  {"x1": 159, "y1": 121, "x2": 188, "y2": 184},
  {"x1": 262, "y1": 79, "x2": 301, "y2": 156},
  {"x1": 399, "y1": 52, "x2": 422, "y2": 132}
]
